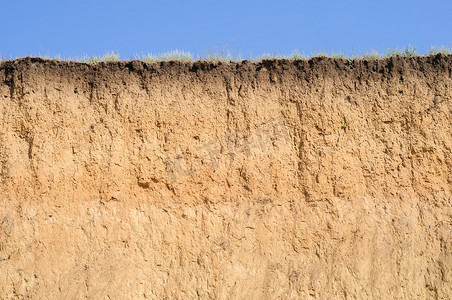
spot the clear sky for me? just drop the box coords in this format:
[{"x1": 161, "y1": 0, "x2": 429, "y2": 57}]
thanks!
[{"x1": 1, "y1": 0, "x2": 451, "y2": 59}]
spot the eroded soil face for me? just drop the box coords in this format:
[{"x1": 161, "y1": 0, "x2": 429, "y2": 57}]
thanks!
[{"x1": 0, "y1": 56, "x2": 451, "y2": 299}]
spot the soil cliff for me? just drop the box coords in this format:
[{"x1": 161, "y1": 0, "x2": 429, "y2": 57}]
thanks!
[{"x1": 0, "y1": 56, "x2": 451, "y2": 299}]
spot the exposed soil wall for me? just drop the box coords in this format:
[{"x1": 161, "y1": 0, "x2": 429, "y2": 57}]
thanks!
[{"x1": 0, "y1": 56, "x2": 452, "y2": 299}]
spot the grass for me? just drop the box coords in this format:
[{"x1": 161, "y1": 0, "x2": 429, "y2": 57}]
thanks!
[
  {"x1": 0, "y1": 54, "x2": 12, "y2": 62},
  {"x1": 248, "y1": 50, "x2": 308, "y2": 62},
  {"x1": 361, "y1": 50, "x2": 380, "y2": 60},
  {"x1": 79, "y1": 51, "x2": 120, "y2": 63},
  {"x1": 427, "y1": 45, "x2": 452, "y2": 55},
  {"x1": 386, "y1": 45, "x2": 418, "y2": 57},
  {"x1": 135, "y1": 50, "x2": 193, "y2": 62},
  {"x1": 1, "y1": 46, "x2": 452, "y2": 63}
]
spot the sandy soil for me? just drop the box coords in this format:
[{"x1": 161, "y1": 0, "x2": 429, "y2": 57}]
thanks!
[{"x1": 0, "y1": 56, "x2": 451, "y2": 299}]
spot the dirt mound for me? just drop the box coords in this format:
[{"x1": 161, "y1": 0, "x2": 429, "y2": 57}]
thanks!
[{"x1": 1, "y1": 56, "x2": 451, "y2": 299}]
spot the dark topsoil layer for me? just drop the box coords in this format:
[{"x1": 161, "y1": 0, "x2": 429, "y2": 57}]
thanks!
[{"x1": 1, "y1": 55, "x2": 452, "y2": 88}]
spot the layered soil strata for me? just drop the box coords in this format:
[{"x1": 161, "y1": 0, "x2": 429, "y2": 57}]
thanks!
[{"x1": 0, "y1": 56, "x2": 451, "y2": 299}]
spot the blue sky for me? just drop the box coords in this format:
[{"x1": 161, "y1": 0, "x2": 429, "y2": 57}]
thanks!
[{"x1": 1, "y1": 0, "x2": 451, "y2": 59}]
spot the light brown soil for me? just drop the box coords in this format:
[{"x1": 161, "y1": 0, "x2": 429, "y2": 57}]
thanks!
[{"x1": 0, "y1": 56, "x2": 451, "y2": 299}]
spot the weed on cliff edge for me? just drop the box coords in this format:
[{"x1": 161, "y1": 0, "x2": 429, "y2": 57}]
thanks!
[
  {"x1": 135, "y1": 50, "x2": 193, "y2": 62},
  {"x1": 385, "y1": 45, "x2": 418, "y2": 57},
  {"x1": 427, "y1": 45, "x2": 452, "y2": 55},
  {"x1": 79, "y1": 51, "x2": 121, "y2": 63}
]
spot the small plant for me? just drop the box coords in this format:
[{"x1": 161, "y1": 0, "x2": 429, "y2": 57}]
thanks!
[
  {"x1": 100, "y1": 51, "x2": 120, "y2": 62},
  {"x1": 37, "y1": 53, "x2": 51, "y2": 60},
  {"x1": 386, "y1": 48, "x2": 401, "y2": 57},
  {"x1": 161, "y1": 50, "x2": 193, "y2": 61},
  {"x1": 311, "y1": 51, "x2": 329, "y2": 58},
  {"x1": 402, "y1": 45, "x2": 418, "y2": 56},
  {"x1": 137, "y1": 50, "x2": 193, "y2": 62},
  {"x1": 81, "y1": 55, "x2": 100, "y2": 63},
  {"x1": 347, "y1": 59, "x2": 354, "y2": 68},
  {"x1": 385, "y1": 46, "x2": 418, "y2": 57},
  {"x1": 204, "y1": 50, "x2": 235, "y2": 62},
  {"x1": 341, "y1": 124, "x2": 349, "y2": 129},
  {"x1": 427, "y1": 45, "x2": 452, "y2": 55},
  {"x1": 289, "y1": 49, "x2": 307, "y2": 60},
  {"x1": 362, "y1": 50, "x2": 380, "y2": 59},
  {"x1": 202, "y1": 40, "x2": 239, "y2": 62},
  {"x1": 80, "y1": 51, "x2": 120, "y2": 63},
  {"x1": 330, "y1": 51, "x2": 345, "y2": 58}
]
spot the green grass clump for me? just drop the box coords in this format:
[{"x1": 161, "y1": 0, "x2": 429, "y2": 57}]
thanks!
[
  {"x1": 136, "y1": 50, "x2": 193, "y2": 62},
  {"x1": 385, "y1": 45, "x2": 418, "y2": 57},
  {"x1": 204, "y1": 51, "x2": 236, "y2": 62},
  {"x1": 361, "y1": 50, "x2": 380, "y2": 60},
  {"x1": 330, "y1": 51, "x2": 346, "y2": 58},
  {"x1": 310, "y1": 51, "x2": 329, "y2": 58},
  {"x1": 251, "y1": 52, "x2": 282, "y2": 61},
  {"x1": 427, "y1": 45, "x2": 452, "y2": 55},
  {"x1": 289, "y1": 50, "x2": 307, "y2": 60},
  {"x1": 79, "y1": 51, "x2": 120, "y2": 63},
  {"x1": 249, "y1": 50, "x2": 307, "y2": 61}
]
